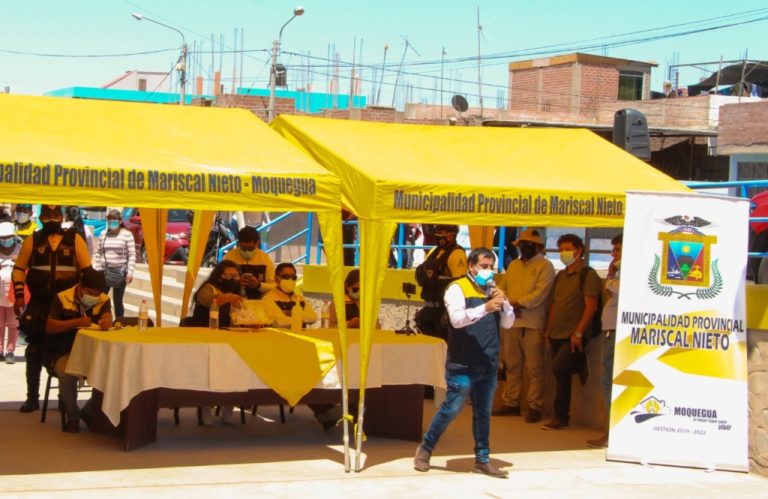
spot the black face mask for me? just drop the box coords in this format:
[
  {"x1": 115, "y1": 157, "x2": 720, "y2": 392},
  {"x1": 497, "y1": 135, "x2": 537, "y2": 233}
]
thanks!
[
  {"x1": 519, "y1": 242, "x2": 538, "y2": 260},
  {"x1": 218, "y1": 278, "x2": 241, "y2": 294},
  {"x1": 41, "y1": 221, "x2": 62, "y2": 235}
]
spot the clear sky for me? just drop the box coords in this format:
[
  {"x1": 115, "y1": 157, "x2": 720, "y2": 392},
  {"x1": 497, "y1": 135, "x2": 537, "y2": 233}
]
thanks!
[{"x1": 2, "y1": 0, "x2": 767, "y2": 108}]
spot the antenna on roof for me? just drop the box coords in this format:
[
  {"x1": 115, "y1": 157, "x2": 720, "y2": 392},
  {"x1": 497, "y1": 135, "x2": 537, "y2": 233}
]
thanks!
[{"x1": 392, "y1": 35, "x2": 420, "y2": 108}]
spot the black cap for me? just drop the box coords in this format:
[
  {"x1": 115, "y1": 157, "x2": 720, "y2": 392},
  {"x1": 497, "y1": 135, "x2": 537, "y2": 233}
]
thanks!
[
  {"x1": 80, "y1": 268, "x2": 105, "y2": 291},
  {"x1": 40, "y1": 205, "x2": 63, "y2": 218}
]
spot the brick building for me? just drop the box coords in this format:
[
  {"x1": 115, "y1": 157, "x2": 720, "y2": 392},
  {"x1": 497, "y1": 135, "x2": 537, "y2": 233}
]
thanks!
[
  {"x1": 508, "y1": 53, "x2": 655, "y2": 117},
  {"x1": 718, "y1": 100, "x2": 768, "y2": 184}
]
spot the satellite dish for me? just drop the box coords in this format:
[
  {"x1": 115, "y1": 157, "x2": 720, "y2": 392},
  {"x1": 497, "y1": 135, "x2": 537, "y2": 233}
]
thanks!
[{"x1": 451, "y1": 94, "x2": 469, "y2": 113}]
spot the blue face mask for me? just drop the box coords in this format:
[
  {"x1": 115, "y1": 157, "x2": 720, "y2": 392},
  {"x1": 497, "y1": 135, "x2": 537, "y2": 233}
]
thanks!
[
  {"x1": 474, "y1": 269, "x2": 495, "y2": 287},
  {"x1": 0, "y1": 237, "x2": 14, "y2": 248},
  {"x1": 107, "y1": 220, "x2": 120, "y2": 230}
]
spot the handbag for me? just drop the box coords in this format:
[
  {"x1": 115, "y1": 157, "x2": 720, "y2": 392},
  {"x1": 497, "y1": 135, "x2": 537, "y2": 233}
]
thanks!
[
  {"x1": 101, "y1": 233, "x2": 126, "y2": 288},
  {"x1": 104, "y1": 266, "x2": 125, "y2": 288}
]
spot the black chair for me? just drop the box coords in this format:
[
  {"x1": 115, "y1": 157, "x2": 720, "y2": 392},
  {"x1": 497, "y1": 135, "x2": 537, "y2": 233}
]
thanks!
[{"x1": 41, "y1": 367, "x2": 91, "y2": 430}]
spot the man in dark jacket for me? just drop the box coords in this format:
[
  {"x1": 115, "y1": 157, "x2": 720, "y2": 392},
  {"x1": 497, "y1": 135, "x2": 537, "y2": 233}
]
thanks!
[{"x1": 414, "y1": 247, "x2": 515, "y2": 478}]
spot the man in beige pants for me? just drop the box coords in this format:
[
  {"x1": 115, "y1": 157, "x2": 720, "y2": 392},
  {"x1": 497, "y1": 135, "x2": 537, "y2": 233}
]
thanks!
[{"x1": 494, "y1": 229, "x2": 555, "y2": 423}]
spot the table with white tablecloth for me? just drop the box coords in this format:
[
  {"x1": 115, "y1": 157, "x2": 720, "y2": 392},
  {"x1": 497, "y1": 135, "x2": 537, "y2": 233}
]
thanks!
[{"x1": 66, "y1": 327, "x2": 447, "y2": 450}]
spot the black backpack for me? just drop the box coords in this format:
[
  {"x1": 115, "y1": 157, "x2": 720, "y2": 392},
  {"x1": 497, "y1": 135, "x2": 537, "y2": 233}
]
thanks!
[{"x1": 415, "y1": 244, "x2": 461, "y2": 301}]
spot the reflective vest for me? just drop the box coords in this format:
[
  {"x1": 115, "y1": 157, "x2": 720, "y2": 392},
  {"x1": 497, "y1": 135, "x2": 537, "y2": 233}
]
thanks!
[{"x1": 27, "y1": 229, "x2": 80, "y2": 300}]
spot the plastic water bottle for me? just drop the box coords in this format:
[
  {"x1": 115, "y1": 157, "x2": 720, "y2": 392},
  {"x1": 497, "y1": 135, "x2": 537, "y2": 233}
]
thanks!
[
  {"x1": 138, "y1": 300, "x2": 149, "y2": 332},
  {"x1": 320, "y1": 300, "x2": 331, "y2": 329},
  {"x1": 209, "y1": 298, "x2": 220, "y2": 329}
]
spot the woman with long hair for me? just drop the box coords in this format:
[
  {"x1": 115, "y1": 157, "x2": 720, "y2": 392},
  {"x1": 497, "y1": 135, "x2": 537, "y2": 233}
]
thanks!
[
  {"x1": 93, "y1": 209, "x2": 136, "y2": 318},
  {"x1": 190, "y1": 260, "x2": 243, "y2": 328}
]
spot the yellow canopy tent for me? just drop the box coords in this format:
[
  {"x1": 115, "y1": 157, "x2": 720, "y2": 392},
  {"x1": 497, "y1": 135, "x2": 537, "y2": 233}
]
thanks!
[
  {"x1": 271, "y1": 114, "x2": 691, "y2": 470},
  {"x1": 0, "y1": 94, "x2": 353, "y2": 469}
]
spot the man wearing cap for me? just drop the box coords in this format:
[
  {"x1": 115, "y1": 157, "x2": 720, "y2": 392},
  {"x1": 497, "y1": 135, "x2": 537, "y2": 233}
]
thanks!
[
  {"x1": 13, "y1": 204, "x2": 37, "y2": 241},
  {"x1": 494, "y1": 229, "x2": 555, "y2": 423},
  {"x1": 12, "y1": 204, "x2": 92, "y2": 413},
  {"x1": 45, "y1": 268, "x2": 112, "y2": 432},
  {"x1": 414, "y1": 224, "x2": 466, "y2": 340}
]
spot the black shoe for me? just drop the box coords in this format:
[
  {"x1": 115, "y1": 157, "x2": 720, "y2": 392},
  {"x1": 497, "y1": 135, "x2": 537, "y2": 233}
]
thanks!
[
  {"x1": 414, "y1": 444, "x2": 431, "y2": 472},
  {"x1": 542, "y1": 417, "x2": 569, "y2": 430},
  {"x1": 525, "y1": 409, "x2": 542, "y2": 423},
  {"x1": 64, "y1": 418, "x2": 80, "y2": 433},
  {"x1": 473, "y1": 461, "x2": 509, "y2": 478},
  {"x1": 19, "y1": 399, "x2": 40, "y2": 413},
  {"x1": 492, "y1": 405, "x2": 521, "y2": 416}
]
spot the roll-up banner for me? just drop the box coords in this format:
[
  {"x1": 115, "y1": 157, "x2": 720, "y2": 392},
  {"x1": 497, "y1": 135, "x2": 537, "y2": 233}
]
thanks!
[{"x1": 608, "y1": 191, "x2": 749, "y2": 472}]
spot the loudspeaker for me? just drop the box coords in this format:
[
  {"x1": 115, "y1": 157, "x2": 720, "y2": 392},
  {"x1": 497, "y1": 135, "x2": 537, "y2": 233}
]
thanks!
[{"x1": 613, "y1": 108, "x2": 651, "y2": 160}]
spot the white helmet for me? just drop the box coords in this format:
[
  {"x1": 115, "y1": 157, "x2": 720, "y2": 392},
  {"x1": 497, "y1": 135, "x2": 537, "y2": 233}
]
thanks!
[{"x1": 0, "y1": 222, "x2": 16, "y2": 237}]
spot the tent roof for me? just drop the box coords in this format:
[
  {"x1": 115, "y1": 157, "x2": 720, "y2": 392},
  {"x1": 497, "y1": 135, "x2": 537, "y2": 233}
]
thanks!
[
  {"x1": 0, "y1": 94, "x2": 339, "y2": 212},
  {"x1": 272, "y1": 115, "x2": 690, "y2": 227}
]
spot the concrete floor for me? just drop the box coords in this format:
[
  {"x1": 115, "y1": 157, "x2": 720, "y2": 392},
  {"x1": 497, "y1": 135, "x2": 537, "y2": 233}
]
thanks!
[{"x1": 0, "y1": 356, "x2": 766, "y2": 498}]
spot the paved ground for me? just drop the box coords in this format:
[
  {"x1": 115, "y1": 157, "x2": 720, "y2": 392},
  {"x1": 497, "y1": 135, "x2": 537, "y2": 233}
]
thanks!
[{"x1": 0, "y1": 356, "x2": 766, "y2": 498}]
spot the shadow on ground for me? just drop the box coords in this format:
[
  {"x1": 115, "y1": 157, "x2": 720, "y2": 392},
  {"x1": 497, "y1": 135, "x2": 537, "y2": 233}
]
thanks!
[{"x1": 0, "y1": 397, "x2": 602, "y2": 476}]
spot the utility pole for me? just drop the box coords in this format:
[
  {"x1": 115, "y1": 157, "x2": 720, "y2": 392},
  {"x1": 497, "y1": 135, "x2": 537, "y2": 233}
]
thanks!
[
  {"x1": 179, "y1": 42, "x2": 187, "y2": 105},
  {"x1": 376, "y1": 44, "x2": 389, "y2": 105},
  {"x1": 392, "y1": 36, "x2": 419, "y2": 108},
  {"x1": 440, "y1": 46, "x2": 446, "y2": 120},
  {"x1": 268, "y1": 7, "x2": 305, "y2": 121},
  {"x1": 476, "y1": 6, "x2": 484, "y2": 117},
  {"x1": 268, "y1": 38, "x2": 279, "y2": 121}
]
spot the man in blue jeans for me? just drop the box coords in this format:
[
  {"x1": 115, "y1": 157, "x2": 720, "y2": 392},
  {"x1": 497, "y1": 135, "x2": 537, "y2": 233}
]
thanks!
[{"x1": 414, "y1": 247, "x2": 515, "y2": 478}]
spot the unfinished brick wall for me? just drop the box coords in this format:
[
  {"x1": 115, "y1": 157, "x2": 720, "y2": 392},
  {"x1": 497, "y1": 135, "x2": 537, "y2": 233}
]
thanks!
[
  {"x1": 598, "y1": 95, "x2": 715, "y2": 130},
  {"x1": 719, "y1": 101, "x2": 768, "y2": 154},
  {"x1": 213, "y1": 93, "x2": 295, "y2": 122}
]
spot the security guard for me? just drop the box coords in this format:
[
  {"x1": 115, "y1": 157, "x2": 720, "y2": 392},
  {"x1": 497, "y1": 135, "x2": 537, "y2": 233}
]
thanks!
[
  {"x1": 12, "y1": 204, "x2": 92, "y2": 413},
  {"x1": 414, "y1": 224, "x2": 466, "y2": 340}
]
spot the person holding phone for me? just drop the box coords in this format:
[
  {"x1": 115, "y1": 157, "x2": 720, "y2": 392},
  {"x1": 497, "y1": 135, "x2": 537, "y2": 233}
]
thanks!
[{"x1": 223, "y1": 226, "x2": 275, "y2": 299}]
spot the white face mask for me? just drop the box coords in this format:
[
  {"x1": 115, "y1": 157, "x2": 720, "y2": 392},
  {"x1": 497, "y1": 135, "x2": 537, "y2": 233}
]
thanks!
[
  {"x1": 80, "y1": 293, "x2": 100, "y2": 308},
  {"x1": 16, "y1": 213, "x2": 30, "y2": 224},
  {"x1": 239, "y1": 248, "x2": 255, "y2": 260},
  {"x1": 279, "y1": 280, "x2": 296, "y2": 294},
  {"x1": 559, "y1": 250, "x2": 576, "y2": 266},
  {"x1": 348, "y1": 289, "x2": 360, "y2": 300}
]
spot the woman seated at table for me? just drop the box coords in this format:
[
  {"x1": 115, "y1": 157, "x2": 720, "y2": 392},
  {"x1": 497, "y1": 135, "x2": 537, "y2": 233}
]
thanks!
[
  {"x1": 328, "y1": 269, "x2": 380, "y2": 329},
  {"x1": 262, "y1": 262, "x2": 317, "y2": 328},
  {"x1": 190, "y1": 260, "x2": 243, "y2": 328},
  {"x1": 190, "y1": 261, "x2": 243, "y2": 425}
]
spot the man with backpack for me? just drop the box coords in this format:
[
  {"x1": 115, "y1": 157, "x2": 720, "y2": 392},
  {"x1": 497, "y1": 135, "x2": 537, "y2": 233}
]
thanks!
[
  {"x1": 413, "y1": 224, "x2": 466, "y2": 340},
  {"x1": 542, "y1": 233, "x2": 601, "y2": 431}
]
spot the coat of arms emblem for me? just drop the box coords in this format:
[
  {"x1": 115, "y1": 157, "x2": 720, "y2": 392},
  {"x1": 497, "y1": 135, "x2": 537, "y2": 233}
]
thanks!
[{"x1": 649, "y1": 215, "x2": 722, "y2": 300}]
